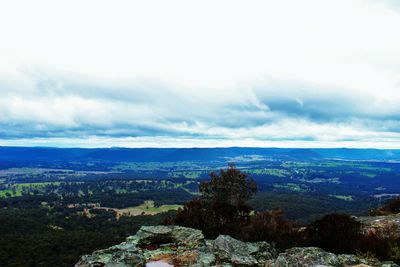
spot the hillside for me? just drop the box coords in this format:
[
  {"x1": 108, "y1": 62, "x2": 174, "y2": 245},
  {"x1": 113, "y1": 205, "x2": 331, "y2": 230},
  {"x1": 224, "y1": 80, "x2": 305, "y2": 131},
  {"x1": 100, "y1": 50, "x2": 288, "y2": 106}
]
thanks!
[{"x1": 2, "y1": 147, "x2": 400, "y2": 164}]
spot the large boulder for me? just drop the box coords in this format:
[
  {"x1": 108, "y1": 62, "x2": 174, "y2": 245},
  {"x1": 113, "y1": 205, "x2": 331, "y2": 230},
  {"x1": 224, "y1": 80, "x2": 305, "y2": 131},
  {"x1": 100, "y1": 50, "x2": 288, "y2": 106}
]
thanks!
[
  {"x1": 75, "y1": 242, "x2": 145, "y2": 267},
  {"x1": 213, "y1": 235, "x2": 276, "y2": 266},
  {"x1": 357, "y1": 214, "x2": 400, "y2": 238},
  {"x1": 131, "y1": 225, "x2": 205, "y2": 248}
]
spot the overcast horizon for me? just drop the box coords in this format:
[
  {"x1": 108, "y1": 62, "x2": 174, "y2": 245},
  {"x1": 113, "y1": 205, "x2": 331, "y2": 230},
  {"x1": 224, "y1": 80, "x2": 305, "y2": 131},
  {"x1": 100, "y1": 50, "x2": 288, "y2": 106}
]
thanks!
[{"x1": 1, "y1": 0, "x2": 400, "y2": 148}]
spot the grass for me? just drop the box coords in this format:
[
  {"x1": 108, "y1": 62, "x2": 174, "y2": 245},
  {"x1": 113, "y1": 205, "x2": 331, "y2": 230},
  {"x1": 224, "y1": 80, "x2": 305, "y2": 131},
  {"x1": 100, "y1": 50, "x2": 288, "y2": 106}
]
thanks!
[
  {"x1": 300, "y1": 177, "x2": 341, "y2": 184},
  {"x1": 360, "y1": 172, "x2": 377, "y2": 178},
  {"x1": 114, "y1": 200, "x2": 182, "y2": 216},
  {"x1": 0, "y1": 182, "x2": 62, "y2": 198},
  {"x1": 247, "y1": 168, "x2": 291, "y2": 177},
  {"x1": 168, "y1": 171, "x2": 204, "y2": 179},
  {"x1": 273, "y1": 183, "x2": 310, "y2": 192},
  {"x1": 281, "y1": 161, "x2": 392, "y2": 172},
  {"x1": 329, "y1": 194, "x2": 354, "y2": 201},
  {"x1": 0, "y1": 189, "x2": 22, "y2": 197}
]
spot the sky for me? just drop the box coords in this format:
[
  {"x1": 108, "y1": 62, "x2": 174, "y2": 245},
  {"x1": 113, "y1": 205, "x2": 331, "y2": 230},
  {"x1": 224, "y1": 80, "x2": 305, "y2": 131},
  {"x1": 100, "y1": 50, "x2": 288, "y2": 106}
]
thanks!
[{"x1": 0, "y1": 0, "x2": 400, "y2": 148}]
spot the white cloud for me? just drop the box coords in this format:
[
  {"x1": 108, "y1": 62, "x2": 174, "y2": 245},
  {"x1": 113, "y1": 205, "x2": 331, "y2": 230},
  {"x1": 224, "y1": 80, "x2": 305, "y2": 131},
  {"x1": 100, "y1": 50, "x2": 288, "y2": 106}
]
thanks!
[{"x1": 0, "y1": 0, "x2": 400, "y2": 147}]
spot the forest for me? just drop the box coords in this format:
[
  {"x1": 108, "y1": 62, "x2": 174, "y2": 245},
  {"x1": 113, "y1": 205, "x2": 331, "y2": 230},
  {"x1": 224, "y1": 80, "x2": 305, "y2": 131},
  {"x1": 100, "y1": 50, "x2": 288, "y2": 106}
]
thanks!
[{"x1": 1, "y1": 147, "x2": 400, "y2": 266}]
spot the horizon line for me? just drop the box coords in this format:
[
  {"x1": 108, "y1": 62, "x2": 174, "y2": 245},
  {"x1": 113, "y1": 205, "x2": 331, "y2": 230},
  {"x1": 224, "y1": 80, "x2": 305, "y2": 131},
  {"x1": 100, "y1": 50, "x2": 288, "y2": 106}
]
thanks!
[{"x1": 1, "y1": 145, "x2": 400, "y2": 150}]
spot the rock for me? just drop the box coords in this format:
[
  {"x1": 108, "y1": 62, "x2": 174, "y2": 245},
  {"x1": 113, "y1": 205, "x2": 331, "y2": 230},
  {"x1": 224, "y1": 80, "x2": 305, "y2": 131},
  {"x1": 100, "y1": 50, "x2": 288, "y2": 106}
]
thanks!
[
  {"x1": 76, "y1": 225, "x2": 399, "y2": 267},
  {"x1": 264, "y1": 247, "x2": 399, "y2": 267},
  {"x1": 213, "y1": 235, "x2": 276, "y2": 266},
  {"x1": 75, "y1": 242, "x2": 145, "y2": 267},
  {"x1": 357, "y1": 214, "x2": 400, "y2": 238},
  {"x1": 76, "y1": 225, "x2": 274, "y2": 267},
  {"x1": 131, "y1": 225, "x2": 205, "y2": 248}
]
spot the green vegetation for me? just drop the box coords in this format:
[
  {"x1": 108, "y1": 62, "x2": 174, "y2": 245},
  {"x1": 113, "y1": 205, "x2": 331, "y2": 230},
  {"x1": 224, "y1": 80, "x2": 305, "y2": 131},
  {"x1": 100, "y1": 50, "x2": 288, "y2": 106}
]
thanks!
[
  {"x1": 306, "y1": 214, "x2": 362, "y2": 254},
  {"x1": 168, "y1": 171, "x2": 205, "y2": 179},
  {"x1": 0, "y1": 157, "x2": 400, "y2": 266},
  {"x1": 369, "y1": 196, "x2": 400, "y2": 216},
  {"x1": 250, "y1": 192, "x2": 378, "y2": 222},
  {"x1": 299, "y1": 177, "x2": 340, "y2": 184},
  {"x1": 173, "y1": 166, "x2": 400, "y2": 264},
  {"x1": 0, "y1": 189, "x2": 21, "y2": 197},
  {"x1": 116, "y1": 200, "x2": 182, "y2": 215},
  {"x1": 247, "y1": 168, "x2": 291, "y2": 177},
  {"x1": 360, "y1": 172, "x2": 377, "y2": 178},
  {"x1": 273, "y1": 183, "x2": 310, "y2": 192},
  {"x1": 0, "y1": 203, "x2": 174, "y2": 267},
  {"x1": 281, "y1": 160, "x2": 392, "y2": 172},
  {"x1": 329, "y1": 194, "x2": 354, "y2": 201},
  {"x1": 173, "y1": 165, "x2": 258, "y2": 238}
]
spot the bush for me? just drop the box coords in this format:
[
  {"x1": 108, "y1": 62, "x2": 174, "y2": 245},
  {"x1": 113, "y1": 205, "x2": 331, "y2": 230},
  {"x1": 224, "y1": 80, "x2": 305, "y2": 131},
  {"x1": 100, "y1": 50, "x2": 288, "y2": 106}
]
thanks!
[
  {"x1": 370, "y1": 197, "x2": 400, "y2": 216},
  {"x1": 305, "y1": 213, "x2": 361, "y2": 254},
  {"x1": 239, "y1": 209, "x2": 301, "y2": 251},
  {"x1": 358, "y1": 223, "x2": 400, "y2": 263},
  {"x1": 173, "y1": 199, "x2": 251, "y2": 238}
]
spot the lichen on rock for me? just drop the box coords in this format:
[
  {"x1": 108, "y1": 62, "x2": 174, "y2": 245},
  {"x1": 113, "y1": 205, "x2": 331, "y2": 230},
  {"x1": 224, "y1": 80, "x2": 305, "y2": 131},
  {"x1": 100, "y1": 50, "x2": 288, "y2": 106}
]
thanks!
[
  {"x1": 76, "y1": 225, "x2": 399, "y2": 267},
  {"x1": 264, "y1": 247, "x2": 399, "y2": 267},
  {"x1": 75, "y1": 225, "x2": 275, "y2": 267}
]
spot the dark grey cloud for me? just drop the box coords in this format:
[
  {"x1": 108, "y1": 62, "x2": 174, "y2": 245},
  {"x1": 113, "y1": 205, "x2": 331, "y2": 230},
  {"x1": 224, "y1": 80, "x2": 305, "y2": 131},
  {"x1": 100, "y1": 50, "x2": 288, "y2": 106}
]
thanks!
[
  {"x1": 251, "y1": 78, "x2": 400, "y2": 123},
  {"x1": 0, "y1": 68, "x2": 400, "y2": 147}
]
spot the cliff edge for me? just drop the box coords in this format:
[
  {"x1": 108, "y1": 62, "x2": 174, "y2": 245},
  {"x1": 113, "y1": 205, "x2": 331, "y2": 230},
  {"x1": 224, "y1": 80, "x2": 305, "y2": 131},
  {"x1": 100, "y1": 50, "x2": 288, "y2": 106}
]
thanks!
[{"x1": 76, "y1": 224, "x2": 399, "y2": 267}]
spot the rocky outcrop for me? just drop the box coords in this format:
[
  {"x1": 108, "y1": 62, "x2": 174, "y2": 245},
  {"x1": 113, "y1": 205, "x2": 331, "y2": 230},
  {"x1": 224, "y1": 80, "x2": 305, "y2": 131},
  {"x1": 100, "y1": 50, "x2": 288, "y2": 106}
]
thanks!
[
  {"x1": 75, "y1": 225, "x2": 276, "y2": 267},
  {"x1": 132, "y1": 225, "x2": 205, "y2": 247},
  {"x1": 76, "y1": 225, "x2": 400, "y2": 267},
  {"x1": 265, "y1": 247, "x2": 399, "y2": 267},
  {"x1": 358, "y1": 214, "x2": 400, "y2": 237},
  {"x1": 212, "y1": 235, "x2": 276, "y2": 266}
]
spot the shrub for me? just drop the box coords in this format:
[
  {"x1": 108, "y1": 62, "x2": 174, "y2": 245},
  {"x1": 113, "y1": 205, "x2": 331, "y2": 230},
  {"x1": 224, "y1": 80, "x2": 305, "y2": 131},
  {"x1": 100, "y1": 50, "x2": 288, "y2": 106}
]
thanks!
[
  {"x1": 358, "y1": 223, "x2": 400, "y2": 263},
  {"x1": 369, "y1": 197, "x2": 400, "y2": 216},
  {"x1": 305, "y1": 213, "x2": 361, "y2": 254},
  {"x1": 389, "y1": 243, "x2": 400, "y2": 263},
  {"x1": 173, "y1": 199, "x2": 251, "y2": 238},
  {"x1": 358, "y1": 230, "x2": 390, "y2": 260},
  {"x1": 239, "y1": 209, "x2": 302, "y2": 251}
]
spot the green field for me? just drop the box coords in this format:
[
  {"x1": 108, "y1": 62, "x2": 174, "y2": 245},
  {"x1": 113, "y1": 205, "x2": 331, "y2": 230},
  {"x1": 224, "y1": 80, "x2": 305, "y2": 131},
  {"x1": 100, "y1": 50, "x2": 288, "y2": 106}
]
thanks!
[
  {"x1": 0, "y1": 182, "x2": 62, "y2": 197},
  {"x1": 105, "y1": 200, "x2": 182, "y2": 216},
  {"x1": 247, "y1": 168, "x2": 291, "y2": 177}
]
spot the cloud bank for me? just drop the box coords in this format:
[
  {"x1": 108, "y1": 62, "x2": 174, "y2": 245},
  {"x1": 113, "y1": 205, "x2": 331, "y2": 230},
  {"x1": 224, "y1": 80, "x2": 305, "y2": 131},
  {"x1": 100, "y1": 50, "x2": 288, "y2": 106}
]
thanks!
[{"x1": 0, "y1": 0, "x2": 400, "y2": 148}]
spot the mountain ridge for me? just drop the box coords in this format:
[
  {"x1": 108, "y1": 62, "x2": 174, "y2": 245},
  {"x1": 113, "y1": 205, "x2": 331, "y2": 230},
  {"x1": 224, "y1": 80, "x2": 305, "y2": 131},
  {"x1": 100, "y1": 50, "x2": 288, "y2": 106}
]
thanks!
[{"x1": 1, "y1": 146, "x2": 400, "y2": 163}]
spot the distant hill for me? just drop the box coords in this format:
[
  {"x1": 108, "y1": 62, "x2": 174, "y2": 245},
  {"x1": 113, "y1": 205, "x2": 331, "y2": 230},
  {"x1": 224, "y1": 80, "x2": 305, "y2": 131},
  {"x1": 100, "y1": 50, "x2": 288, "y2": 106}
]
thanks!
[{"x1": 0, "y1": 146, "x2": 400, "y2": 164}]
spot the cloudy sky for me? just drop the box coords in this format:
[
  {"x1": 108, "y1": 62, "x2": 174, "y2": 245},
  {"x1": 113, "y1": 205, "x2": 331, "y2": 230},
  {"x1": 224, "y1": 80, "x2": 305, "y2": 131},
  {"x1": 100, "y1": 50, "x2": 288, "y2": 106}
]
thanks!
[{"x1": 1, "y1": 0, "x2": 400, "y2": 148}]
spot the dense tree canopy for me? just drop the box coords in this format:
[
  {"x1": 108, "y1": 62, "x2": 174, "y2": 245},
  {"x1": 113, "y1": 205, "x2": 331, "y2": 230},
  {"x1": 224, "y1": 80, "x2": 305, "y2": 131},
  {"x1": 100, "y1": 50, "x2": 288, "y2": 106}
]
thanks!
[
  {"x1": 199, "y1": 164, "x2": 257, "y2": 206},
  {"x1": 173, "y1": 165, "x2": 257, "y2": 238}
]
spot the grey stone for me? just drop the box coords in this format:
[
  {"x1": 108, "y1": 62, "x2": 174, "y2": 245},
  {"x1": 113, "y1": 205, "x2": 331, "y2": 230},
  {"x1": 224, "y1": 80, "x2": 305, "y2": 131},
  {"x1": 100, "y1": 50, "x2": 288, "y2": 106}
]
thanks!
[
  {"x1": 76, "y1": 225, "x2": 399, "y2": 267},
  {"x1": 133, "y1": 225, "x2": 205, "y2": 248},
  {"x1": 212, "y1": 235, "x2": 276, "y2": 266},
  {"x1": 264, "y1": 247, "x2": 399, "y2": 267}
]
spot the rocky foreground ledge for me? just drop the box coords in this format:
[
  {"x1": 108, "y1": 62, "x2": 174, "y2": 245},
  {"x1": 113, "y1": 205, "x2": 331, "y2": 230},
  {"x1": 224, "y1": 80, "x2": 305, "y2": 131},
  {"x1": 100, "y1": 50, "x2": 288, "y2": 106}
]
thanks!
[{"x1": 76, "y1": 225, "x2": 398, "y2": 267}]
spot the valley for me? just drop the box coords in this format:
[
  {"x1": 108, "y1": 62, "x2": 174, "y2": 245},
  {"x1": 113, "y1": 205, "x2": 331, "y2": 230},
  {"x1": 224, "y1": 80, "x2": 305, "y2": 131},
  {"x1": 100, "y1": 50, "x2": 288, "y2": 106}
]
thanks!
[{"x1": 1, "y1": 147, "x2": 400, "y2": 266}]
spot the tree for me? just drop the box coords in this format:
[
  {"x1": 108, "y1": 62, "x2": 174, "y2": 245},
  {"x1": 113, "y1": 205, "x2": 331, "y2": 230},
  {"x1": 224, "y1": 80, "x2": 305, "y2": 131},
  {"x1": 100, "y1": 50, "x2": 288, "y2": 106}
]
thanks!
[
  {"x1": 172, "y1": 164, "x2": 257, "y2": 238},
  {"x1": 199, "y1": 164, "x2": 257, "y2": 206}
]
